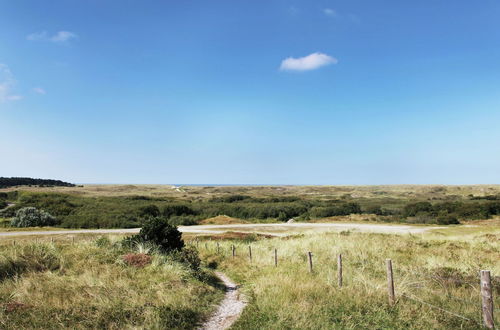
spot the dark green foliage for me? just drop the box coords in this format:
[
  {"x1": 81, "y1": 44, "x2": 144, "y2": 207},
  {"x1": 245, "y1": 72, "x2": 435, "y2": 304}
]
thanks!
[
  {"x1": 0, "y1": 200, "x2": 7, "y2": 209},
  {"x1": 138, "y1": 204, "x2": 160, "y2": 218},
  {"x1": 154, "y1": 306, "x2": 200, "y2": 330},
  {"x1": 0, "y1": 177, "x2": 75, "y2": 188},
  {"x1": 126, "y1": 217, "x2": 184, "y2": 252},
  {"x1": 172, "y1": 246, "x2": 201, "y2": 270},
  {"x1": 437, "y1": 214, "x2": 460, "y2": 225},
  {"x1": 11, "y1": 207, "x2": 59, "y2": 227},
  {"x1": 167, "y1": 215, "x2": 199, "y2": 226},
  {"x1": 162, "y1": 204, "x2": 197, "y2": 218}
]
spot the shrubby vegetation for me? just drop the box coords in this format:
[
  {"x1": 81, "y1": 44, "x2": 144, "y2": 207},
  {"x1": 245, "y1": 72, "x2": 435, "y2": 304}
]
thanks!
[
  {"x1": 1, "y1": 188, "x2": 500, "y2": 228},
  {"x1": 124, "y1": 217, "x2": 184, "y2": 252},
  {"x1": 10, "y1": 207, "x2": 58, "y2": 227}
]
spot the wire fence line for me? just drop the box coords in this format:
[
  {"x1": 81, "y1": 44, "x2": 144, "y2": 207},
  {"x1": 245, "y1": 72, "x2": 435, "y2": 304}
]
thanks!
[{"x1": 192, "y1": 239, "x2": 496, "y2": 328}]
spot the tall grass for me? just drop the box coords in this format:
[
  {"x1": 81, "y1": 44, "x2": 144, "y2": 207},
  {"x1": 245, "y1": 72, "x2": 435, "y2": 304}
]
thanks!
[
  {"x1": 0, "y1": 237, "x2": 224, "y2": 329},
  {"x1": 199, "y1": 231, "x2": 499, "y2": 329}
]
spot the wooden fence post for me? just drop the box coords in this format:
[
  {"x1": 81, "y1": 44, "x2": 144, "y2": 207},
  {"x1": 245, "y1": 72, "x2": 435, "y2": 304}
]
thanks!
[
  {"x1": 338, "y1": 254, "x2": 343, "y2": 287},
  {"x1": 232, "y1": 245, "x2": 235, "y2": 258},
  {"x1": 12, "y1": 240, "x2": 16, "y2": 246},
  {"x1": 308, "y1": 252, "x2": 313, "y2": 273},
  {"x1": 480, "y1": 270, "x2": 494, "y2": 329},
  {"x1": 216, "y1": 242, "x2": 220, "y2": 254},
  {"x1": 274, "y1": 249, "x2": 278, "y2": 267},
  {"x1": 386, "y1": 259, "x2": 395, "y2": 305},
  {"x1": 248, "y1": 245, "x2": 252, "y2": 262}
]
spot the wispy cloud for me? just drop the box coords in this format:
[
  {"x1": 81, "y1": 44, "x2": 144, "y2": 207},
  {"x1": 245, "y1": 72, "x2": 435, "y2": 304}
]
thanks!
[
  {"x1": 27, "y1": 30, "x2": 78, "y2": 43},
  {"x1": 33, "y1": 87, "x2": 46, "y2": 95},
  {"x1": 280, "y1": 52, "x2": 338, "y2": 72},
  {"x1": 0, "y1": 64, "x2": 22, "y2": 103},
  {"x1": 323, "y1": 8, "x2": 337, "y2": 17}
]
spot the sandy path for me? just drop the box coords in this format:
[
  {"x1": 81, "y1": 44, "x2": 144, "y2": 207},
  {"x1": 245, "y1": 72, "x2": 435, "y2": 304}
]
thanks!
[
  {"x1": 201, "y1": 271, "x2": 246, "y2": 330},
  {"x1": 0, "y1": 222, "x2": 443, "y2": 237}
]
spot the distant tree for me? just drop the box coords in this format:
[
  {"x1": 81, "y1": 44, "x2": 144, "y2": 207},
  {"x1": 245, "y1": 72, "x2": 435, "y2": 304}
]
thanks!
[
  {"x1": 11, "y1": 207, "x2": 58, "y2": 227},
  {"x1": 0, "y1": 177, "x2": 75, "y2": 188}
]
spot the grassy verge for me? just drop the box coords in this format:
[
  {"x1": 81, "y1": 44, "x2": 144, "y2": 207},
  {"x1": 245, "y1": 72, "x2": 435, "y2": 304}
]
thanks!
[
  {"x1": 199, "y1": 231, "x2": 499, "y2": 329},
  {"x1": 0, "y1": 237, "x2": 224, "y2": 329}
]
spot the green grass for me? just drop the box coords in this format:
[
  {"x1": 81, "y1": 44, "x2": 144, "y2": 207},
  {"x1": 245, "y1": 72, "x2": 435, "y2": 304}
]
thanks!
[
  {"x1": 0, "y1": 237, "x2": 224, "y2": 329},
  {"x1": 198, "y1": 230, "x2": 499, "y2": 329}
]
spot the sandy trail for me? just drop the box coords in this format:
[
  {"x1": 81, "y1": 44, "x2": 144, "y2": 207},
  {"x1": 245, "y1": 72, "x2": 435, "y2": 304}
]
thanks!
[
  {"x1": 0, "y1": 223, "x2": 443, "y2": 237},
  {"x1": 200, "y1": 271, "x2": 246, "y2": 330}
]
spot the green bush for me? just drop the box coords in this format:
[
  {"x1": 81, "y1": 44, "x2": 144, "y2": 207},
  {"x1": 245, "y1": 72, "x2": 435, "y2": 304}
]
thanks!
[
  {"x1": 172, "y1": 246, "x2": 201, "y2": 270},
  {"x1": 437, "y1": 214, "x2": 460, "y2": 225},
  {"x1": 11, "y1": 207, "x2": 59, "y2": 227},
  {"x1": 125, "y1": 217, "x2": 184, "y2": 252}
]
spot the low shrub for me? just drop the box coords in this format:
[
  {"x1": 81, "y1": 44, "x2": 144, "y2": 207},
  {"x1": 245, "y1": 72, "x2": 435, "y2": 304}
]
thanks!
[
  {"x1": 172, "y1": 246, "x2": 201, "y2": 271},
  {"x1": 122, "y1": 253, "x2": 152, "y2": 268},
  {"x1": 124, "y1": 217, "x2": 184, "y2": 253},
  {"x1": 11, "y1": 207, "x2": 58, "y2": 227}
]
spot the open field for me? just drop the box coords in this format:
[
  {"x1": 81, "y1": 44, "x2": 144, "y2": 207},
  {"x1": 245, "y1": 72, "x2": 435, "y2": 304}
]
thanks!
[
  {"x1": 0, "y1": 218, "x2": 498, "y2": 329},
  {"x1": 197, "y1": 229, "x2": 499, "y2": 329},
  {"x1": 3, "y1": 184, "x2": 500, "y2": 199}
]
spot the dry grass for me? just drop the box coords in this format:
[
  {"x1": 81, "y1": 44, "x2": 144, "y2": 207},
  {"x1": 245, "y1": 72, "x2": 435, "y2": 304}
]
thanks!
[
  {"x1": 0, "y1": 237, "x2": 224, "y2": 329},
  {"x1": 199, "y1": 215, "x2": 248, "y2": 225},
  {"x1": 4, "y1": 184, "x2": 500, "y2": 200},
  {"x1": 198, "y1": 230, "x2": 499, "y2": 329}
]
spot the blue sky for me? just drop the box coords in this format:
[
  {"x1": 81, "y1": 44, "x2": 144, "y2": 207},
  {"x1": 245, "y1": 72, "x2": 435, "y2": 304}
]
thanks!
[{"x1": 1, "y1": 0, "x2": 500, "y2": 184}]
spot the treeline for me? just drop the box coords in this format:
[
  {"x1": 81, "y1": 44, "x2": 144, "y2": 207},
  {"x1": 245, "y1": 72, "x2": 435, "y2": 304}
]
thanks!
[
  {"x1": 0, "y1": 177, "x2": 75, "y2": 188},
  {"x1": 2, "y1": 192, "x2": 500, "y2": 228}
]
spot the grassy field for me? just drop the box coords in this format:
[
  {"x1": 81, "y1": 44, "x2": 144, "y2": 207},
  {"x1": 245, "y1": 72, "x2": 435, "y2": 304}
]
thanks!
[
  {"x1": 0, "y1": 236, "x2": 224, "y2": 329},
  {"x1": 197, "y1": 229, "x2": 499, "y2": 329}
]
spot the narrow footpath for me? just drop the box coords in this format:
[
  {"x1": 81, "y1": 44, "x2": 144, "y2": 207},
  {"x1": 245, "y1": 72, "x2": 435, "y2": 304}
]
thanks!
[{"x1": 201, "y1": 271, "x2": 247, "y2": 330}]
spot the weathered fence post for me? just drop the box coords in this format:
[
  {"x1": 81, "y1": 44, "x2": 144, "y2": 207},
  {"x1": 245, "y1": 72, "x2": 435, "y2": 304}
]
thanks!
[
  {"x1": 308, "y1": 251, "x2": 313, "y2": 273},
  {"x1": 12, "y1": 240, "x2": 16, "y2": 246},
  {"x1": 480, "y1": 270, "x2": 494, "y2": 329},
  {"x1": 386, "y1": 259, "x2": 395, "y2": 305},
  {"x1": 232, "y1": 245, "x2": 235, "y2": 258},
  {"x1": 196, "y1": 238, "x2": 199, "y2": 248},
  {"x1": 248, "y1": 245, "x2": 252, "y2": 262},
  {"x1": 216, "y1": 242, "x2": 220, "y2": 254},
  {"x1": 205, "y1": 242, "x2": 208, "y2": 250},
  {"x1": 338, "y1": 254, "x2": 343, "y2": 287},
  {"x1": 274, "y1": 248, "x2": 278, "y2": 267}
]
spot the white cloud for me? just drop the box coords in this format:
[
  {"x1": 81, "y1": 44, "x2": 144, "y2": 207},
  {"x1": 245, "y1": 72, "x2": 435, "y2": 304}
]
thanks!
[
  {"x1": 33, "y1": 87, "x2": 46, "y2": 95},
  {"x1": 279, "y1": 52, "x2": 338, "y2": 72},
  {"x1": 50, "y1": 31, "x2": 77, "y2": 42},
  {"x1": 323, "y1": 8, "x2": 337, "y2": 17},
  {"x1": 0, "y1": 64, "x2": 22, "y2": 103},
  {"x1": 26, "y1": 31, "x2": 48, "y2": 41},
  {"x1": 26, "y1": 30, "x2": 77, "y2": 43}
]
